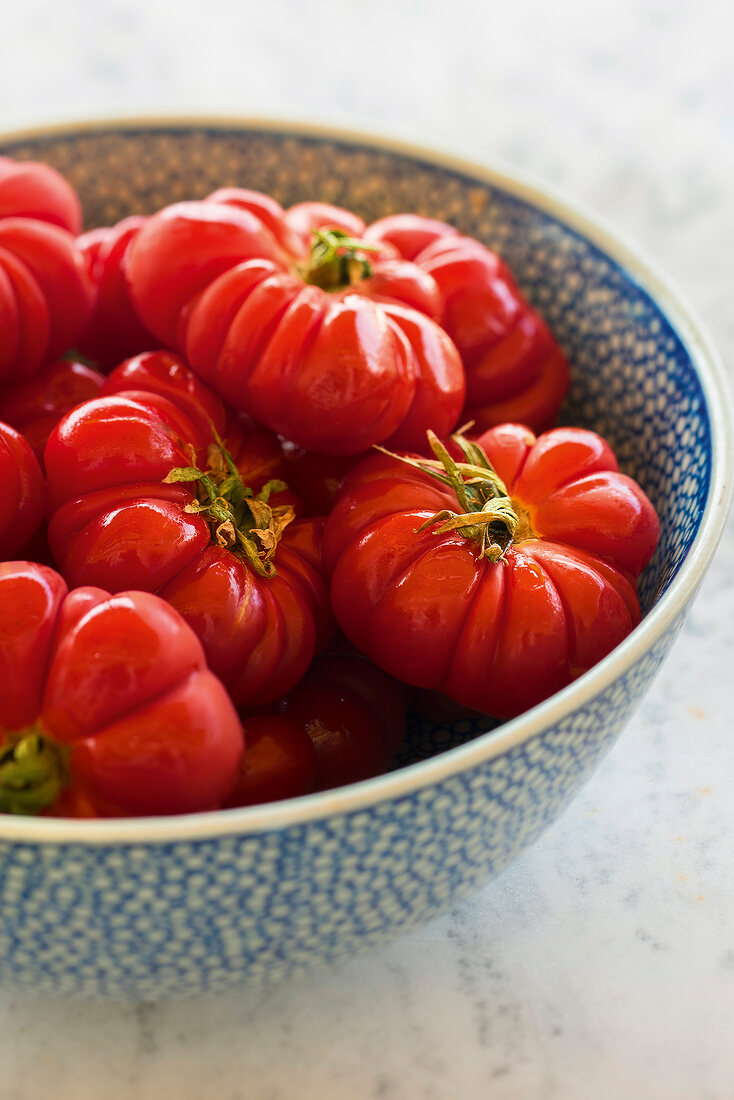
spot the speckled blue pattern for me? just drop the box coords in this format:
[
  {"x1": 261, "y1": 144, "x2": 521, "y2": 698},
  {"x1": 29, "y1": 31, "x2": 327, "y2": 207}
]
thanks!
[{"x1": 0, "y1": 124, "x2": 719, "y2": 998}]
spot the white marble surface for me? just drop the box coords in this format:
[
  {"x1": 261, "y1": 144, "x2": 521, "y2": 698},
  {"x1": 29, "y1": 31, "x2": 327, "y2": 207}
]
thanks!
[{"x1": 1, "y1": 1, "x2": 733, "y2": 1096}]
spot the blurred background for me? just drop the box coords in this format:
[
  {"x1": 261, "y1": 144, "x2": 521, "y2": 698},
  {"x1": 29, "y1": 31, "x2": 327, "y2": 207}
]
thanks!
[{"x1": 1, "y1": 2, "x2": 732, "y2": 1098}]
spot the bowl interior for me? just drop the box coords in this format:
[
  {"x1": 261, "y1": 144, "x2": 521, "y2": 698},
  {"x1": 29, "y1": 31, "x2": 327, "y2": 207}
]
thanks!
[{"x1": 0, "y1": 123, "x2": 713, "y2": 766}]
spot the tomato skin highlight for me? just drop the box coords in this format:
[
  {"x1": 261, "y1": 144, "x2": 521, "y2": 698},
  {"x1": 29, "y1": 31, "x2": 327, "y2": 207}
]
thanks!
[
  {"x1": 101, "y1": 349, "x2": 227, "y2": 440},
  {"x1": 158, "y1": 542, "x2": 318, "y2": 707},
  {"x1": 127, "y1": 200, "x2": 288, "y2": 347},
  {"x1": 325, "y1": 423, "x2": 659, "y2": 719},
  {"x1": 363, "y1": 213, "x2": 458, "y2": 261},
  {"x1": 70, "y1": 670, "x2": 243, "y2": 816},
  {"x1": 0, "y1": 564, "x2": 243, "y2": 817},
  {"x1": 99, "y1": 350, "x2": 298, "y2": 512},
  {"x1": 58, "y1": 497, "x2": 211, "y2": 600},
  {"x1": 44, "y1": 392, "x2": 207, "y2": 514},
  {"x1": 43, "y1": 589, "x2": 209, "y2": 742},
  {"x1": 0, "y1": 561, "x2": 67, "y2": 729},
  {"x1": 379, "y1": 302, "x2": 465, "y2": 452}
]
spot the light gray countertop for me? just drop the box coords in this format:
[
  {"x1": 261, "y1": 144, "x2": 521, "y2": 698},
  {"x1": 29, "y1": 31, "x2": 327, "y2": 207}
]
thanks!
[{"x1": 1, "y1": 1, "x2": 733, "y2": 1096}]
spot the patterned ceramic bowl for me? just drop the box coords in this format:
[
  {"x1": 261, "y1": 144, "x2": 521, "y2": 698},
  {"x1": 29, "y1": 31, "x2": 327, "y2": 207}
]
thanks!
[{"x1": 0, "y1": 118, "x2": 730, "y2": 999}]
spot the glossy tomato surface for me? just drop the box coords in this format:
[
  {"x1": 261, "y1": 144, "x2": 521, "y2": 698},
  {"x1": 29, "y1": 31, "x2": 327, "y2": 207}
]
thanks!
[
  {"x1": 324, "y1": 423, "x2": 659, "y2": 718},
  {"x1": 126, "y1": 192, "x2": 465, "y2": 454},
  {"x1": 0, "y1": 562, "x2": 243, "y2": 816},
  {"x1": 272, "y1": 651, "x2": 407, "y2": 791},
  {"x1": 0, "y1": 156, "x2": 81, "y2": 234},
  {"x1": 45, "y1": 388, "x2": 332, "y2": 706},
  {"x1": 0, "y1": 420, "x2": 44, "y2": 560},
  {"x1": 366, "y1": 214, "x2": 570, "y2": 432},
  {"x1": 222, "y1": 715, "x2": 316, "y2": 808},
  {"x1": 100, "y1": 351, "x2": 298, "y2": 512},
  {"x1": 0, "y1": 218, "x2": 96, "y2": 384},
  {"x1": 76, "y1": 216, "x2": 160, "y2": 368},
  {"x1": 0, "y1": 358, "x2": 104, "y2": 465}
]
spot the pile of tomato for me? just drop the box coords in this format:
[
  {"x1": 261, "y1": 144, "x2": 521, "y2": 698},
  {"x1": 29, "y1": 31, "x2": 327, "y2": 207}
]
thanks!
[{"x1": 0, "y1": 155, "x2": 659, "y2": 818}]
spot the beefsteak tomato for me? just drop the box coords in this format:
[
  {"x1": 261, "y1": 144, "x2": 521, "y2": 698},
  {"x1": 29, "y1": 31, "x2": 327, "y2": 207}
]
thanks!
[
  {"x1": 99, "y1": 349, "x2": 300, "y2": 515},
  {"x1": 77, "y1": 216, "x2": 160, "y2": 368},
  {"x1": 0, "y1": 562, "x2": 243, "y2": 816},
  {"x1": 45, "y1": 388, "x2": 332, "y2": 706},
  {"x1": 364, "y1": 214, "x2": 570, "y2": 432},
  {"x1": 0, "y1": 157, "x2": 81, "y2": 234},
  {"x1": 0, "y1": 358, "x2": 104, "y2": 465},
  {"x1": 324, "y1": 424, "x2": 659, "y2": 719},
  {"x1": 226, "y1": 651, "x2": 407, "y2": 805},
  {"x1": 274, "y1": 650, "x2": 406, "y2": 792},
  {"x1": 125, "y1": 192, "x2": 465, "y2": 454},
  {"x1": 0, "y1": 419, "x2": 44, "y2": 560},
  {"x1": 0, "y1": 218, "x2": 96, "y2": 384}
]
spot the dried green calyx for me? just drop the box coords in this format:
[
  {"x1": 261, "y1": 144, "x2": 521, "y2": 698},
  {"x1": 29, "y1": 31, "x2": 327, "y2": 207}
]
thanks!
[
  {"x1": 302, "y1": 227, "x2": 379, "y2": 291},
  {"x1": 164, "y1": 428, "x2": 295, "y2": 578},
  {"x1": 376, "y1": 429, "x2": 520, "y2": 562}
]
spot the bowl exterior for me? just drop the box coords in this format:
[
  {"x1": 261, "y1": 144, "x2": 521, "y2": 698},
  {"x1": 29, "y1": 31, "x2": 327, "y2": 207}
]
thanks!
[
  {"x1": 0, "y1": 606, "x2": 689, "y2": 998},
  {"x1": 0, "y1": 122, "x2": 723, "y2": 997}
]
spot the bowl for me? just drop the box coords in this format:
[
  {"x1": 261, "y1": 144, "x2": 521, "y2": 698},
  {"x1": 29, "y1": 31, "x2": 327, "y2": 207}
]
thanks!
[{"x1": 0, "y1": 117, "x2": 730, "y2": 999}]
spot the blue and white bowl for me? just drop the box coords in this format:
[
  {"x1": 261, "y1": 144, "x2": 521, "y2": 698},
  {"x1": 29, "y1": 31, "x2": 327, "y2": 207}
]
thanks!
[{"x1": 0, "y1": 118, "x2": 730, "y2": 999}]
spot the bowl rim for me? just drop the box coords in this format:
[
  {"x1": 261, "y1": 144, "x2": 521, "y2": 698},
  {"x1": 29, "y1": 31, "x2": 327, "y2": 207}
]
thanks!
[{"x1": 0, "y1": 112, "x2": 731, "y2": 845}]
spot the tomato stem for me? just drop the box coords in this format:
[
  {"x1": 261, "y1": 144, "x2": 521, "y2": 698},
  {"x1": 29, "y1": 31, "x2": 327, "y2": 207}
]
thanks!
[
  {"x1": 164, "y1": 426, "x2": 295, "y2": 578},
  {"x1": 0, "y1": 729, "x2": 69, "y2": 815},
  {"x1": 375, "y1": 430, "x2": 520, "y2": 562},
  {"x1": 302, "y1": 227, "x2": 379, "y2": 291}
]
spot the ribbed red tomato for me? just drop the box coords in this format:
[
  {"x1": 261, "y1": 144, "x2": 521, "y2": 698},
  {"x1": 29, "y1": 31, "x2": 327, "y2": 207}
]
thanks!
[
  {"x1": 0, "y1": 419, "x2": 44, "y2": 559},
  {"x1": 100, "y1": 348, "x2": 225, "y2": 434},
  {"x1": 0, "y1": 358, "x2": 104, "y2": 466},
  {"x1": 324, "y1": 424, "x2": 659, "y2": 719},
  {"x1": 100, "y1": 350, "x2": 351, "y2": 523},
  {"x1": 226, "y1": 651, "x2": 407, "y2": 805},
  {"x1": 99, "y1": 349, "x2": 301, "y2": 517},
  {"x1": 0, "y1": 157, "x2": 81, "y2": 234},
  {"x1": 274, "y1": 651, "x2": 407, "y2": 791},
  {"x1": 365, "y1": 214, "x2": 570, "y2": 432},
  {"x1": 222, "y1": 715, "x2": 316, "y2": 808},
  {"x1": 45, "y1": 386, "x2": 332, "y2": 706},
  {"x1": 125, "y1": 191, "x2": 465, "y2": 454},
  {"x1": 0, "y1": 218, "x2": 96, "y2": 384},
  {"x1": 76, "y1": 216, "x2": 160, "y2": 368},
  {"x1": 0, "y1": 562, "x2": 243, "y2": 817}
]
